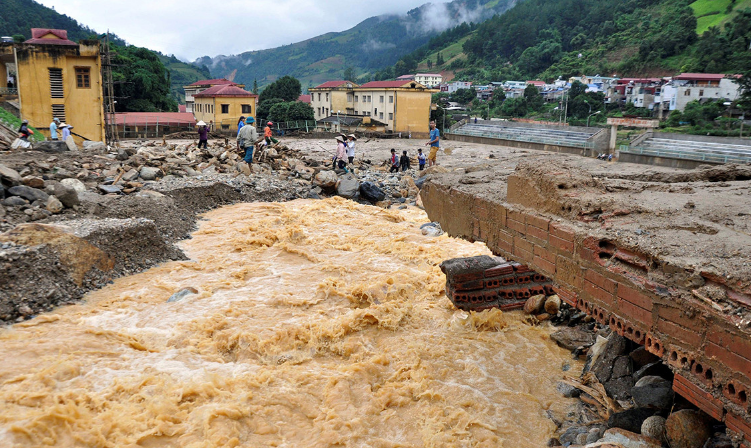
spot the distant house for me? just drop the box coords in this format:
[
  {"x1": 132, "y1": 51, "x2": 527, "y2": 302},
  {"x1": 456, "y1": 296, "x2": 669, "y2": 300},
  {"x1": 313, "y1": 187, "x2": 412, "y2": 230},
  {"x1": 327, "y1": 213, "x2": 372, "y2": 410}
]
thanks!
[
  {"x1": 525, "y1": 80, "x2": 546, "y2": 90},
  {"x1": 396, "y1": 74, "x2": 415, "y2": 81},
  {"x1": 1, "y1": 28, "x2": 105, "y2": 143},
  {"x1": 440, "y1": 81, "x2": 472, "y2": 94},
  {"x1": 193, "y1": 84, "x2": 257, "y2": 132},
  {"x1": 415, "y1": 73, "x2": 442, "y2": 88},
  {"x1": 297, "y1": 94, "x2": 311, "y2": 104},
  {"x1": 671, "y1": 73, "x2": 741, "y2": 111},
  {"x1": 608, "y1": 78, "x2": 663, "y2": 108},
  {"x1": 503, "y1": 81, "x2": 526, "y2": 90},
  {"x1": 183, "y1": 79, "x2": 244, "y2": 113}
]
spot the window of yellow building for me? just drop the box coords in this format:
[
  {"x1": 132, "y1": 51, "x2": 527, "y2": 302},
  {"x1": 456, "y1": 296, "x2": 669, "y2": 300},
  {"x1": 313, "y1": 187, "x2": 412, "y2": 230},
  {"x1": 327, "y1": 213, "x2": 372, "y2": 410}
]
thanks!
[
  {"x1": 75, "y1": 67, "x2": 90, "y2": 88},
  {"x1": 221, "y1": 104, "x2": 229, "y2": 114},
  {"x1": 242, "y1": 104, "x2": 252, "y2": 114}
]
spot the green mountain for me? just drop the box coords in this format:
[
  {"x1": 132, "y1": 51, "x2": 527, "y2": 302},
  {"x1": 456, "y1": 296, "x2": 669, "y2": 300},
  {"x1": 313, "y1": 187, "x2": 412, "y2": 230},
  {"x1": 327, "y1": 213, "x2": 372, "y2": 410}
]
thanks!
[
  {"x1": 158, "y1": 54, "x2": 212, "y2": 104},
  {"x1": 195, "y1": 0, "x2": 520, "y2": 90}
]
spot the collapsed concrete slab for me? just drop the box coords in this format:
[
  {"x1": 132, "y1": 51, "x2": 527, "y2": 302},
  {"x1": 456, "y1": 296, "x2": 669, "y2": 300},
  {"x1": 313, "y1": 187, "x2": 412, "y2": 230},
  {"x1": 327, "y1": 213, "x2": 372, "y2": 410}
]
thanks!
[{"x1": 422, "y1": 160, "x2": 751, "y2": 444}]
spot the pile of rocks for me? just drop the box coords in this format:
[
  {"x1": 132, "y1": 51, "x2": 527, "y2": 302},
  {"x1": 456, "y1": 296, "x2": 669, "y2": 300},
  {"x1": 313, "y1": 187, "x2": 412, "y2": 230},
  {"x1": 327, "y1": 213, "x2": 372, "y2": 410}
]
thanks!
[{"x1": 0, "y1": 163, "x2": 80, "y2": 225}]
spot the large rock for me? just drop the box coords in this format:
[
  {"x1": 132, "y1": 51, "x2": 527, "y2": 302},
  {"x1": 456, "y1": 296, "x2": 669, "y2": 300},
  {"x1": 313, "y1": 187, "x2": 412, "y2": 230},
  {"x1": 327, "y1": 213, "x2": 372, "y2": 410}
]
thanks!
[
  {"x1": 591, "y1": 333, "x2": 634, "y2": 399},
  {"x1": 336, "y1": 173, "x2": 359, "y2": 199},
  {"x1": 22, "y1": 176, "x2": 45, "y2": 189},
  {"x1": 550, "y1": 327, "x2": 596, "y2": 351},
  {"x1": 8, "y1": 185, "x2": 49, "y2": 202},
  {"x1": 641, "y1": 416, "x2": 666, "y2": 441},
  {"x1": 139, "y1": 166, "x2": 161, "y2": 181},
  {"x1": 83, "y1": 141, "x2": 106, "y2": 151},
  {"x1": 60, "y1": 178, "x2": 86, "y2": 193},
  {"x1": 545, "y1": 295, "x2": 562, "y2": 315},
  {"x1": 423, "y1": 165, "x2": 449, "y2": 176},
  {"x1": 98, "y1": 184, "x2": 122, "y2": 194},
  {"x1": 50, "y1": 183, "x2": 79, "y2": 208},
  {"x1": 601, "y1": 428, "x2": 661, "y2": 448},
  {"x1": 33, "y1": 141, "x2": 69, "y2": 152},
  {"x1": 3, "y1": 196, "x2": 27, "y2": 206},
  {"x1": 314, "y1": 170, "x2": 338, "y2": 188},
  {"x1": 0, "y1": 164, "x2": 23, "y2": 187},
  {"x1": 608, "y1": 408, "x2": 658, "y2": 434},
  {"x1": 665, "y1": 410, "x2": 712, "y2": 448},
  {"x1": 122, "y1": 169, "x2": 139, "y2": 182},
  {"x1": 360, "y1": 181, "x2": 386, "y2": 203},
  {"x1": 631, "y1": 376, "x2": 674, "y2": 409},
  {"x1": 523, "y1": 294, "x2": 546, "y2": 314}
]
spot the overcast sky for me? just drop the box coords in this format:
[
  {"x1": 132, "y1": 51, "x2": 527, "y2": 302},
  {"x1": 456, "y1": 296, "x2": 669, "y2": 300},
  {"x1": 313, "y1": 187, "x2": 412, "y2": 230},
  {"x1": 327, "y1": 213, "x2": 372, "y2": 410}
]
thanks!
[{"x1": 37, "y1": 0, "x2": 448, "y2": 61}]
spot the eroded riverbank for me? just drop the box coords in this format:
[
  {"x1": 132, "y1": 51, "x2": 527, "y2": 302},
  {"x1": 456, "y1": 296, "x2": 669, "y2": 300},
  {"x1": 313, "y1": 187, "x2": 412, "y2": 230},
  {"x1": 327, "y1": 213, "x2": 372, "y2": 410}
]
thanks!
[{"x1": 0, "y1": 198, "x2": 581, "y2": 447}]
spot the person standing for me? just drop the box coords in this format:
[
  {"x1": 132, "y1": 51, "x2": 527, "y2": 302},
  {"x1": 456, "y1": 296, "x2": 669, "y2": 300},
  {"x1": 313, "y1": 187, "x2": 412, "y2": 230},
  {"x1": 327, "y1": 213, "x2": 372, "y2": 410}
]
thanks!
[
  {"x1": 425, "y1": 120, "x2": 440, "y2": 167},
  {"x1": 237, "y1": 116, "x2": 246, "y2": 136},
  {"x1": 237, "y1": 117, "x2": 259, "y2": 165},
  {"x1": 417, "y1": 148, "x2": 426, "y2": 171},
  {"x1": 264, "y1": 121, "x2": 279, "y2": 145},
  {"x1": 197, "y1": 121, "x2": 209, "y2": 149},
  {"x1": 60, "y1": 123, "x2": 71, "y2": 141},
  {"x1": 399, "y1": 150, "x2": 411, "y2": 172},
  {"x1": 346, "y1": 134, "x2": 357, "y2": 164},
  {"x1": 389, "y1": 148, "x2": 400, "y2": 173},
  {"x1": 334, "y1": 136, "x2": 348, "y2": 172},
  {"x1": 49, "y1": 117, "x2": 60, "y2": 140}
]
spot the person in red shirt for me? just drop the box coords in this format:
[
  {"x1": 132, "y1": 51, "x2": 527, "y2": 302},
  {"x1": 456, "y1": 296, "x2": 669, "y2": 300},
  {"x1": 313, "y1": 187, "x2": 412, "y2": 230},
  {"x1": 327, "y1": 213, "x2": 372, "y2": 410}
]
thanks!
[{"x1": 264, "y1": 121, "x2": 279, "y2": 145}]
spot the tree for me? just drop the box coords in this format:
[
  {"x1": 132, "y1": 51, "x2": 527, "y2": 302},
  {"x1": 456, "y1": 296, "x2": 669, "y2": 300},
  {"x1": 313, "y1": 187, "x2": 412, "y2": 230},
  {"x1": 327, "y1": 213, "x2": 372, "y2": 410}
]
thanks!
[
  {"x1": 500, "y1": 97, "x2": 528, "y2": 117},
  {"x1": 523, "y1": 84, "x2": 544, "y2": 111},
  {"x1": 436, "y1": 52, "x2": 445, "y2": 66},
  {"x1": 252, "y1": 79, "x2": 258, "y2": 95},
  {"x1": 450, "y1": 88, "x2": 476, "y2": 105},
  {"x1": 736, "y1": 72, "x2": 751, "y2": 116},
  {"x1": 12, "y1": 34, "x2": 25, "y2": 43},
  {"x1": 343, "y1": 67, "x2": 356, "y2": 82},
  {"x1": 427, "y1": 58, "x2": 433, "y2": 69},
  {"x1": 259, "y1": 76, "x2": 302, "y2": 103},
  {"x1": 286, "y1": 101, "x2": 315, "y2": 121},
  {"x1": 257, "y1": 98, "x2": 285, "y2": 122},
  {"x1": 112, "y1": 44, "x2": 177, "y2": 112}
]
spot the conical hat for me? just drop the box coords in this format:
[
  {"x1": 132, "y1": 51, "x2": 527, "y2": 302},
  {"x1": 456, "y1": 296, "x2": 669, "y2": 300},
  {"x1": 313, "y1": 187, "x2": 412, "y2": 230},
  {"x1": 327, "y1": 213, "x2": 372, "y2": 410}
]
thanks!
[{"x1": 196, "y1": 121, "x2": 206, "y2": 126}]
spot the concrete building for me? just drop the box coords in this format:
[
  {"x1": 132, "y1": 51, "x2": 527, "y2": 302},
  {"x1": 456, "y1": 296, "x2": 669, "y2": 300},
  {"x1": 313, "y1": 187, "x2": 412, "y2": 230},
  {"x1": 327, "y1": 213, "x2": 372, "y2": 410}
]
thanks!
[
  {"x1": 183, "y1": 79, "x2": 244, "y2": 113},
  {"x1": 309, "y1": 80, "x2": 359, "y2": 121},
  {"x1": 525, "y1": 80, "x2": 546, "y2": 90},
  {"x1": 671, "y1": 73, "x2": 741, "y2": 111},
  {"x1": 193, "y1": 84, "x2": 257, "y2": 132},
  {"x1": 414, "y1": 73, "x2": 442, "y2": 88},
  {"x1": 608, "y1": 78, "x2": 663, "y2": 108},
  {"x1": 440, "y1": 81, "x2": 472, "y2": 94},
  {"x1": 0, "y1": 28, "x2": 105, "y2": 143}
]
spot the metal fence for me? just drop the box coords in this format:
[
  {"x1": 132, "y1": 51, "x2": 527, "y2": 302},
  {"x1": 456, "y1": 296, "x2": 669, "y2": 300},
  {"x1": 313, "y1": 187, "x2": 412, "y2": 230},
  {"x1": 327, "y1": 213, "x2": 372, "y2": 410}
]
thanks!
[
  {"x1": 0, "y1": 88, "x2": 18, "y2": 95},
  {"x1": 619, "y1": 145, "x2": 751, "y2": 164},
  {"x1": 453, "y1": 127, "x2": 595, "y2": 150}
]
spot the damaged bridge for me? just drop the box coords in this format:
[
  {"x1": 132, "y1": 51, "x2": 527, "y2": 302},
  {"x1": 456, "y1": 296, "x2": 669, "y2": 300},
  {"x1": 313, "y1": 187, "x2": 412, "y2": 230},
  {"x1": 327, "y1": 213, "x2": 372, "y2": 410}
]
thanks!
[{"x1": 421, "y1": 160, "x2": 751, "y2": 444}]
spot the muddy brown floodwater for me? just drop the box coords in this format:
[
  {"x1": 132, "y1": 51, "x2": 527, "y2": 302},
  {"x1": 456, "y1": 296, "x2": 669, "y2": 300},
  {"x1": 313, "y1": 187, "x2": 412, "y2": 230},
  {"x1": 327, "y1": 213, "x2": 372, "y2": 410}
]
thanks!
[{"x1": 0, "y1": 198, "x2": 581, "y2": 448}]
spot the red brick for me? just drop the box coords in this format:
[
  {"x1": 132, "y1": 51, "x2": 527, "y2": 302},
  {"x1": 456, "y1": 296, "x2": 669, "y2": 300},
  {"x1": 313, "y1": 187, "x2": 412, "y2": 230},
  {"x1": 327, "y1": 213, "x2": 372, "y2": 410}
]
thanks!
[
  {"x1": 657, "y1": 305, "x2": 703, "y2": 332},
  {"x1": 656, "y1": 319, "x2": 703, "y2": 348},
  {"x1": 454, "y1": 279, "x2": 485, "y2": 292},
  {"x1": 495, "y1": 239, "x2": 512, "y2": 255},
  {"x1": 534, "y1": 246, "x2": 556, "y2": 263},
  {"x1": 578, "y1": 246, "x2": 598, "y2": 264},
  {"x1": 534, "y1": 256, "x2": 556, "y2": 276},
  {"x1": 617, "y1": 283, "x2": 654, "y2": 311},
  {"x1": 728, "y1": 289, "x2": 751, "y2": 308},
  {"x1": 526, "y1": 225, "x2": 549, "y2": 243},
  {"x1": 497, "y1": 230, "x2": 514, "y2": 245},
  {"x1": 507, "y1": 218, "x2": 525, "y2": 234},
  {"x1": 584, "y1": 280, "x2": 616, "y2": 307},
  {"x1": 555, "y1": 286, "x2": 579, "y2": 307},
  {"x1": 508, "y1": 210, "x2": 526, "y2": 224},
  {"x1": 706, "y1": 342, "x2": 751, "y2": 378},
  {"x1": 474, "y1": 198, "x2": 491, "y2": 220},
  {"x1": 484, "y1": 264, "x2": 514, "y2": 278},
  {"x1": 673, "y1": 374, "x2": 725, "y2": 421},
  {"x1": 726, "y1": 412, "x2": 751, "y2": 442},
  {"x1": 707, "y1": 328, "x2": 751, "y2": 363},
  {"x1": 585, "y1": 270, "x2": 617, "y2": 294},
  {"x1": 556, "y1": 255, "x2": 583, "y2": 290},
  {"x1": 550, "y1": 222, "x2": 576, "y2": 242},
  {"x1": 550, "y1": 234, "x2": 575, "y2": 253},
  {"x1": 451, "y1": 270, "x2": 485, "y2": 283},
  {"x1": 526, "y1": 214, "x2": 550, "y2": 231},
  {"x1": 616, "y1": 299, "x2": 652, "y2": 327},
  {"x1": 515, "y1": 237, "x2": 534, "y2": 255},
  {"x1": 513, "y1": 246, "x2": 533, "y2": 263}
]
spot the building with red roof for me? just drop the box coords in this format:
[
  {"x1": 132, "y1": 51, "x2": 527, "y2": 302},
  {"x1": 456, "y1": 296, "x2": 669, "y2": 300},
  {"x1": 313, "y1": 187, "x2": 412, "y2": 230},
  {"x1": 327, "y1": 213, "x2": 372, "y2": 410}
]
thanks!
[
  {"x1": 24, "y1": 29, "x2": 78, "y2": 46},
  {"x1": 297, "y1": 94, "x2": 311, "y2": 104},
  {"x1": 192, "y1": 84, "x2": 257, "y2": 132},
  {"x1": 114, "y1": 112, "x2": 196, "y2": 138},
  {"x1": 183, "y1": 78, "x2": 245, "y2": 113},
  {"x1": 671, "y1": 73, "x2": 741, "y2": 112}
]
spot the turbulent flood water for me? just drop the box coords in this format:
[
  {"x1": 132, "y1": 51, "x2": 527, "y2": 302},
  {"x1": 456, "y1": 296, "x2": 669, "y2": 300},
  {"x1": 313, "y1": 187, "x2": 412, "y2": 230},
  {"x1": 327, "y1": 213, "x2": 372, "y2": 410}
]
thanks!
[{"x1": 0, "y1": 198, "x2": 580, "y2": 447}]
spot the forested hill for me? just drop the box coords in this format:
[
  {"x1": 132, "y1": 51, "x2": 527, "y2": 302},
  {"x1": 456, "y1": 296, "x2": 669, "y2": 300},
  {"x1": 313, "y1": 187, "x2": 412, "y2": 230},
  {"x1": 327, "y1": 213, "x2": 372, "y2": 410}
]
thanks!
[
  {"x1": 0, "y1": 0, "x2": 209, "y2": 110},
  {"x1": 384, "y1": 0, "x2": 751, "y2": 83},
  {"x1": 194, "y1": 0, "x2": 519, "y2": 90}
]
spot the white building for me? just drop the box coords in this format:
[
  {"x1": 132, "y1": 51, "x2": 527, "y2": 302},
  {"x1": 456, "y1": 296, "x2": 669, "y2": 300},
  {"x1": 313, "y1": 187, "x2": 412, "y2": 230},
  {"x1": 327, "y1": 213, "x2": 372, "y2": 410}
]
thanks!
[
  {"x1": 672, "y1": 73, "x2": 741, "y2": 111},
  {"x1": 414, "y1": 73, "x2": 442, "y2": 88},
  {"x1": 440, "y1": 81, "x2": 472, "y2": 94}
]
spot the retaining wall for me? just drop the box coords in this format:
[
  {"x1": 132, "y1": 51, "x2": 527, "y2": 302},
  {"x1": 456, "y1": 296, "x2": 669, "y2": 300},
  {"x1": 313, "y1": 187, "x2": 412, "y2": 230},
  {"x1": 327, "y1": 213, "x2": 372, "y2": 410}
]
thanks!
[
  {"x1": 422, "y1": 178, "x2": 751, "y2": 445},
  {"x1": 446, "y1": 132, "x2": 591, "y2": 157}
]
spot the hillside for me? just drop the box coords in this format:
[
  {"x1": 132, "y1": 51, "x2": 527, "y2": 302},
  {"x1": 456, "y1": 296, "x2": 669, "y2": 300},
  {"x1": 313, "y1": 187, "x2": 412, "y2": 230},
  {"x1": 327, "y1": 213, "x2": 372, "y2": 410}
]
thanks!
[
  {"x1": 158, "y1": 54, "x2": 212, "y2": 104},
  {"x1": 0, "y1": 0, "x2": 108, "y2": 42},
  {"x1": 690, "y1": 0, "x2": 751, "y2": 34},
  {"x1": 195, "y1": 0, "x2": 519, "y2": 90}
]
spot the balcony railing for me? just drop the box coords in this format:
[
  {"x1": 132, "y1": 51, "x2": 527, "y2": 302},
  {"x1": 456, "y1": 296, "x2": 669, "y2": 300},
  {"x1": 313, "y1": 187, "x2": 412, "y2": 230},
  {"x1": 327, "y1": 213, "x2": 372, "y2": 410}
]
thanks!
[{"x1": 0, "y1": 87, "x2": 18, "y2": 95}]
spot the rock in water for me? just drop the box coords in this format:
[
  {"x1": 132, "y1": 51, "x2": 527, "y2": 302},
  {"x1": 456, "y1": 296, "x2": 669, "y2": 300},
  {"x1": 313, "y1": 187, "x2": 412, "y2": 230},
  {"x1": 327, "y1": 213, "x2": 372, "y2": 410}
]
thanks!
[
  {"x1": 336, "y1": 173, "x2": 359, "y2": 199},
  {"x1": 359, "y1": 181, "x2": 386, "y2": 202},
  {"x1": 665, "y1": 410, "x2": 712, "y2": 448},
  {"x1": 641, "y1": 416, "x2": 666, "y2": 441},
  {"x1": 544, "y1": 295, "x2": 561, "y2": 315},
  {"x1": 550, "y1": 327, "x2": 596, "y2": 351},
  {"x1": 314, "y1": 170, "x2": 338, "y2": 188},
  {"x1": 523, "y1": 294, "x2": 546, "y2": 314},
  {"x1": 8, "y1": 185, "x2": 49, "y2": 202},
  {"x1": 167, "y1": 287, "x2": 198, "y2": 303}
]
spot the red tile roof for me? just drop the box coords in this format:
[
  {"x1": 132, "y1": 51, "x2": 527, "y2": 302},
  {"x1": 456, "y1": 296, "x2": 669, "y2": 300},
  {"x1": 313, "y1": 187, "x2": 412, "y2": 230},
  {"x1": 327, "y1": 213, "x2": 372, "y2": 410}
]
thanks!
[
  {"x1": 313, "y1": 81, "x2": 352, "y2": 89},
  {"x1": 359, "y1": 81, "x2": 419, "y2": 88},
  {"x1": 25, "y1": 28, "x2": 77, "y2": 46},
  {"x1": 194, "y1": 85, "x2": 257, "y2": 98},
  {"x1": 297, "y1": 94, "x2": 311, "y2": 103},
  {"x1": 178, "y1": 105, "x2": 187, "y2": 113},
  {"x1": 114, "y1": 112, "x2": 196, "y2": 126},
  {"x1": 526, "y1": 80, "x2": 546, "y2": 86},
  {"x1": 674, "y1": 73, "x2": 735, "y2": 81},
  {"x1": 187, "y1": 78, "x2": 237, "y2": 87}
]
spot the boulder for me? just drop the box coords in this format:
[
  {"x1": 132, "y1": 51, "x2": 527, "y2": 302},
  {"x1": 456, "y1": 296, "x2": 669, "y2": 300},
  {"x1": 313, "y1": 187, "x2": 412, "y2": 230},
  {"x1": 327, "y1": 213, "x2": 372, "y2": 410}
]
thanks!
[
  {"x1": 0, "y1": 164, "x2": 23, "y2": 187},
  {"x1": 523, "y1": 294, "x2": 546, "y2": 314},
  {"x1": 8, "y1": 185, "x2": 49, "y2": 202},
  {"x1": 22, "y1": 176, "x2": 45, "y2": 189},
  {"x1": 631, "y1": 376, "x2": 674, "y2": 409},
  {"x1": 641, "y1": 416, "x2": 666, "y2": 441},
  {"x1": 665, "y1": 410, "x2": 712, "y2": 448},
  {"x1": 601, "y1": 428, "x2": 661, "y2": 448},
  {"x1": 33, "y1": 141, "x2": 68, "y2": 152},
  {"x1": 550, "y1": 327, "x2": 596, "y2": 351},
  {"x1": 608, "y1": 408, "x2": 657, "y2": 434},
  {"x1": 633, "y1": 361, "x2": 673, "y2": 382},
  {"x1": 98, "y1": 184, "x2": 122, "y2": 194},
  {"x1": 46, "y1": 196, "x2": 63, "y2": 214},
  {"x1": 3, "y1": 196, "x2": 27, "y2": 206},
  {"x1": 116, "y1": 148, "x2": 129, "y2": 161},
  {"x1": 604, "y1": 356, "x2": 635, "y2": 400},
  {"x1": 46, "y1": 183, "x2": 79, "y2": 208},
  {"x1": 167, "y1": 287, "x2": 198, "y2": 303},
  {"x1": 139, "y1": 166, "x2": 161, "y2": 181},
  {"x1": 544, "y1": 295, "x2": 562, "y2": 315},
  {"x1": 64, "y1": 135, "x2": 77, "y2": 151},
  {"x1": 423, "y1": 165, "x2": 449, "y2": 176},
  {"x1": 60, "y1": 178, "x2": 86, "y2": 193},
  {"x1": 83, "y1": 141, "x2": 107, "y2": 151},
  {"x1": 314, "y1": 170, "x2": 338, "y2": 188},
  {"x1": 336, "y1": 173, "x2": 359, "y2": 199}
]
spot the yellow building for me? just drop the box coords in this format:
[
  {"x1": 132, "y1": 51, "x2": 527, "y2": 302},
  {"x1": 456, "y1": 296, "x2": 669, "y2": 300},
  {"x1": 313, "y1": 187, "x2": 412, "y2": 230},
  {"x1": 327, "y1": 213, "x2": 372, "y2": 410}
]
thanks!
[
  {"x1": 183, "y1": 78, "x2": 245, "y2": 113},
  {"x1": 193, "y1": 84, "x2": 257, "y2": 132},
  {"x1": 310, "y1": 80, "x2": 436, "y2": 137},
  {"x1": 0, "y1": 29, "x2": 105, "y2": 143}
]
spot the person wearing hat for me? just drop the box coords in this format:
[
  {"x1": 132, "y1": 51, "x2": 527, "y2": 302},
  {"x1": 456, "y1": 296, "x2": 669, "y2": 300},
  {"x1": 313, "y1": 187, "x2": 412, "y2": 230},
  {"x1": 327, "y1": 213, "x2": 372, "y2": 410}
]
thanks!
[
  {"x1": 237, "y1": 116, "x2": 246, "y2": 136},
  {"x1": 60, "y1": 123, "x2": 72, "y2": 141},
  {"x1": 237, "y1": 116, "x2": 259, "y2": 165},
  {"x1": 197, "y1": 121, "x2": 209, "y2": 149},
  {"x1": 333, "y1": 135, "x2": 348, "y2": 172},
  {"x1": 50, "y1": 117, "x2": 60, "y2": 140},
  {"x1": 346, "y1": 134, "x2": 357, "y2": 164},
  {"x1": 18, "y1": 119, "x2": 31, "y2": 142},
  {"x1": 264, "y1": 121, "x2": 279, "y2": 146}
]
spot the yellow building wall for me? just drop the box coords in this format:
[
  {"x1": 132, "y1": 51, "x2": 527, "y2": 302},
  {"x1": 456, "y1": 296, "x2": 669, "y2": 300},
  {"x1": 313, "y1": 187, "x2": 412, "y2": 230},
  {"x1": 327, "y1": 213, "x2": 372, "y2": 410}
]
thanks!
[
  {"x1": 330, "y1": 90, "x2": 351, "y2": 115},
  {"x1": 194, "y1": 96, "x2": 256, "y2": 131},
  {"x1": 0, "y1": 63, "x2": 7, "y2": 89},
  {"x1": 394, "y1": 90, "x2": 433, "y2": 138},
  {"x1": 15, "y1": 43, "x2": 104, "y2": 144}
]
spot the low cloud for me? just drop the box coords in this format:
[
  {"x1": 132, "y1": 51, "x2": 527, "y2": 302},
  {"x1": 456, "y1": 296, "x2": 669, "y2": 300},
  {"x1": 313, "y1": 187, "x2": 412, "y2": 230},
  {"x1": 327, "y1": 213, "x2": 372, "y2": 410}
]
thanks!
[{"x1": 362, "y1": 39, "x2": 397, "y2": 52}]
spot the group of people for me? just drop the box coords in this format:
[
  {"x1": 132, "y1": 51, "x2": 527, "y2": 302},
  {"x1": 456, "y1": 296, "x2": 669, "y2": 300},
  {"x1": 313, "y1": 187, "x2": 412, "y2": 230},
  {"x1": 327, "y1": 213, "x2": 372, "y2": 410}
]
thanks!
[
  {"x1": 387, "y1": 120, "x2": 441, "y2": 172},
  {"x1": 333, "y1": 134, "x2": 357, "y2": 173},
  {"x1": 235, "y1": 117, "x2": 280, "y2": 165},
  {"x1": 48, "y1": 117, "x2": 73, "y2": 141}
]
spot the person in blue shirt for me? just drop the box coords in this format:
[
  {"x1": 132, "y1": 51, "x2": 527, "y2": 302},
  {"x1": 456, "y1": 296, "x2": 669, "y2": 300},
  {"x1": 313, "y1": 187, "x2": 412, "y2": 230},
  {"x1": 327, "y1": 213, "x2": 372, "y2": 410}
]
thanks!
[
  {"x1": 237, "y1": 116, "x2": 246, "y2": 136},
  {"x1": 417, "y1": 148, "x2": 426, "y2": 170},
  {"x1": 49, "y1": 117, "x2": 59, "y2": 140},
  {"x1": 425, "y1": 120, "x2": 440, "y2": 167}
]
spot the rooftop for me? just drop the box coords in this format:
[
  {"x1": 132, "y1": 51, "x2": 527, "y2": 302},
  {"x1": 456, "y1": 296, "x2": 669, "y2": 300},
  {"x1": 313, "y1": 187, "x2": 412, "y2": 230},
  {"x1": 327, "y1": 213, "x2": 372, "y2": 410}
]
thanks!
[
  {"x1": 674, "y1": 73, "x2": 737, "y2": 81},
  {"x1": 194, "y1": 85, "x2": 257, "y2": 98},
  {"x1": 312, "y1": 80, "x2": 357, "y2": 89},
  {"x1": 24, "y1": 28, "x2": 77, "y2": 46},
  {"x1": 297, "y1": 94, "x2": 311, "y2": 103},
  {"x1": 187, "y1": 78, "x2": 237, "y2": 87},
  {"x1": 359, "y1": 80, "x2": 427, "y2": 89},
  {"x1": 416, "y1": 73, "x2": 442, "y2": 77}
]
